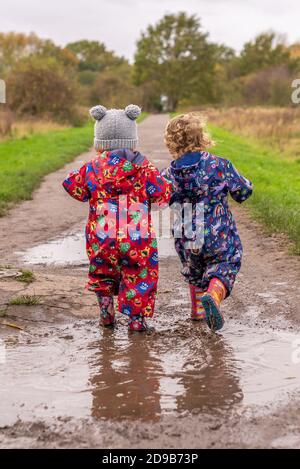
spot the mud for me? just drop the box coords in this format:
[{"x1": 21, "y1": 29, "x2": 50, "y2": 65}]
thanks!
[{"x1": 1, "y1": 115, "x2": 300, "y2": 448}]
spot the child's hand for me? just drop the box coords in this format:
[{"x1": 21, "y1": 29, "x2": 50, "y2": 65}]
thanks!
[
  {"x1": 160, "y1": 166, "x2": 176, "y2": 191},
  {"x1": 181, "y1": 265, "x2": 190, "y2": 276}
]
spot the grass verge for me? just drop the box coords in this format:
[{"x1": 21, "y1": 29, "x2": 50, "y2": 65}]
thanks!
[
  {"x1": 0, "y1": 113, "x2": 148, "y2": 216},
  {"x1": 210, "y1": 125, "x2": 300, "y2": 254},
  {"x1": 137, "y1": 112, "x2": 149, "y2": 124},
  {"x1": 0, "y1": 124, "x2": 92, "y2": 216},
  {"x1": 170, "y1": 112, "x2": 300, "y2": 252}
]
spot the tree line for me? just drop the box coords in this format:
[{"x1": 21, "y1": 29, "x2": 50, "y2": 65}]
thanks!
[{"x1": 0, "y1": 12, "x2": 299, "y2": 123}]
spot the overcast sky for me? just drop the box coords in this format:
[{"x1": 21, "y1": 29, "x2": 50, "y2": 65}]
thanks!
[{"x1": 1, "y1": 0, "x2": 300, "y2": 60}]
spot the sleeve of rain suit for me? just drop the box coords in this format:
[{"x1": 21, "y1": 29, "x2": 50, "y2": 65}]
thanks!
[
  {"x1": 225, "y1": 160, "x2": 253, "y2": 203},
  {"x1": 146, "y1": 165, "x2": 172, "y2": 207},
  {"x1": 62, "y1": 163, "x2": 91, "y2": 202}
]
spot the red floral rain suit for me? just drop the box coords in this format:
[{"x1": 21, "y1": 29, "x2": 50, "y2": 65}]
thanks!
[{"x1": 63, "y1": 150, "x2": 171, "y2": 318}]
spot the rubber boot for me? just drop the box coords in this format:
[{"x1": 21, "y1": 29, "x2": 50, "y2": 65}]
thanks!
[
  {"x1": 96, "y1": 294, "x2": 115, "y2": 328},
  {"x1": 201, "y1": 278, "x2": 226, "y2": 331},
  {"x1": 128, "y1": 315, "x2": 155, "y2": 333},
  {"x1": 190, "y1": 285, "x2": 206, "y2": 321}
]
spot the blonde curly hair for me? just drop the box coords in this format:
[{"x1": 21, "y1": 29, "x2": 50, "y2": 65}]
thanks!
[{"x1": 164, "y1": 112, "x2": 214, "y2": 159}]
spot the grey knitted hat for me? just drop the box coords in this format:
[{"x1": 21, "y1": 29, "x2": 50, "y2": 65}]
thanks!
[{"x1": 89, "y1": 104, "x2": 141, "y2": 151}]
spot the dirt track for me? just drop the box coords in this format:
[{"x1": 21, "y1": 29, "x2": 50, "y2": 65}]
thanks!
[{"x1": 1, "y1": 115, "x2": 300, "y2": 449}]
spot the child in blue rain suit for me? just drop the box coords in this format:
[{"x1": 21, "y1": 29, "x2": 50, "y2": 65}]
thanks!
[{"x1": 163, "y1": 113, "x2": 253, "y2": 331}]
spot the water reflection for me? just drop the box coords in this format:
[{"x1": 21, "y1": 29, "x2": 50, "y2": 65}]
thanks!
[
  {"x1": 88, "y1": 325, "x2": 243, "y2": 421},
  {"x1": 175, "y1": 333, "x2": 243, "y2": 414},
  {"x1": 89, "y1": 332, "x2": 162, "y2": 421},
  {"x1": 2, "y1": 320, "x2": 300, "y2": 426}
]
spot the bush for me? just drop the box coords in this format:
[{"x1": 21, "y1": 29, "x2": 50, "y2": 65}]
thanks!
[
  {"x1": 7, "y1": 56, "x2": 77, "y2": 121},
  {"x1": 68, "y1": 107, "x2": 89, "y2": 127},
  {"x1": 88, "y1": 64, "x2": 141, "y2": 108},
  {"x1": 240, "y1": 65, "x2": 294, "y2": 106}
]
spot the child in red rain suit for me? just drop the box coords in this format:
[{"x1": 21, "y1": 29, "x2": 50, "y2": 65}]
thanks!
[{"x1": 63, "y1": 105, "x2": 171, "y2": 331}]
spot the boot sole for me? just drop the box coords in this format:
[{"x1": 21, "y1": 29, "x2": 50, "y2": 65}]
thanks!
[
  {"x1": 191, "y1": 315, "x2": 206, "y2": 321},
  {"x1": 201, "y1": 295, "x2": 224, "y2": 331},
  {"x1": 128, "y1": 327, "x2": 155, "y2": 334},
  {"x1": 101, "y1": 323, "x2": 115, "y2": 329}
]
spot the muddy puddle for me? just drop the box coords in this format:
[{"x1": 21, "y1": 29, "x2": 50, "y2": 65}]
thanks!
[
  {"x1": 19, "y1": 229, "x2": 88, "y2": 266},
  {"x1": 1, "y1": 317, "x2": 300, "y2": 427},
  {"x1": 7, "y1": 220, "x2": 300, "y2": 429}
]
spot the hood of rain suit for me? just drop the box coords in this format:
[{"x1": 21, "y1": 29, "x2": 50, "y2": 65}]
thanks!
[
  {"x1": 169, "y1": 152, "x2": 208, "y2": 199},
  {"x1": 91, "y1": 149, "x2": 148, "y2": 196}
]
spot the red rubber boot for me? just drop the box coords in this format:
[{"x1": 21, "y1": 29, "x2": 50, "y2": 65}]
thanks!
[
  {"x1": 190, "y1": 285, "x2": 206, "y2": 321},
  {"x1": 201, "y1": 278, "x2": 226, "y2": 331}
]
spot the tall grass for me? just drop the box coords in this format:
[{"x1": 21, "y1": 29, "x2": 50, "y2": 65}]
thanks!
[
  {"x1": 171, "y1": 108, "x2": 300, "y2": 253},
  {"x1": 0, "y1": 112, "x2": 69, "y2": 141},
  {"x1": 0, "y1": 110, "x2": 13, "y2": 138},
  {"x1": 211, "y1": 125, "x2": 300, "y2": 254},
  {"x1": 204, "y1": 107, "x2": 300, "y2": 159}
]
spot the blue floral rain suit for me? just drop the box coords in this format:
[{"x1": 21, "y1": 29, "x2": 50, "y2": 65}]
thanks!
[{"x1": 163, "y1": 151, "x2": 253, "y2": 297}]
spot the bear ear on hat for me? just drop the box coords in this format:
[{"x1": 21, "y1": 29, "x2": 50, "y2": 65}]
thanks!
[
  {"x1": 89, "y1": 105, "x2": 107, "y2": 121},
  {"x1": 125, "y1": 104, "x2": 141, "y2": 120}
]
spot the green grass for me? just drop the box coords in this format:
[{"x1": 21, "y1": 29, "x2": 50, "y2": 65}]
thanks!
[
  {"x1": 169, "y1": 113, "x2": 300, "y2": 253},
  {"x1": 0, "y1": 114, "x2": 148, "y2": 216},
  {"x1": 210, "y1": 125, "x2": 300, "y2": 254},
  {"x1": 9, "y1": 294, "x2": 41, "y2": 306},
  {"x1": 137, "y1": 112, "x2": 149, "y2": 123},
  {"x1": 17, "y1": 269, "x2": 36, "y2": 284},
  {"x1": 0, "y1": 123, "x2": 92, "y2": 215}
]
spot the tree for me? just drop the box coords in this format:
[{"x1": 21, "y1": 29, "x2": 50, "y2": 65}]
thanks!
[
  {"x1": 0, "y1": 32, "x2": 77, "y2": 75},
  {"x1": 88, "y1": 63, "x2": 141, "y2": 108},
  {"x1": 37, "y1": 40, "x2": 78, "y2": 69},
  {"x1": 134, "y1": 12, "x2": 219, "y2": 111},
  {"x1": 0, "y1": 32, "x2": 42, "y2": 74},
  {"x1": 289, "y1": 43, "x2": 300, "y2": 59},
  {"x1": 66, "y1": 40, "x2": 124, "y2": 72},
  {"x1": 238, "y1": 65, "x2": 295, "y2": 106},
  {"x1": 7, "y1": 56, "x2": 76, "y2": 119},
  {"x1": 238, "y1": 32, "x2": 291, "y2": 76}
]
